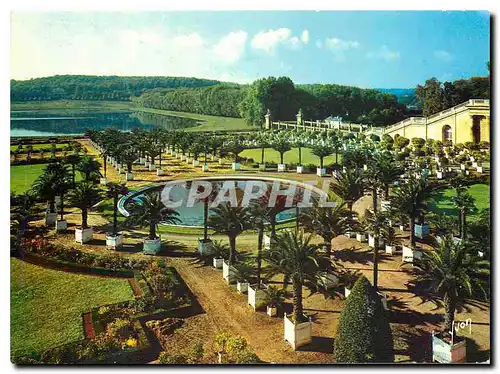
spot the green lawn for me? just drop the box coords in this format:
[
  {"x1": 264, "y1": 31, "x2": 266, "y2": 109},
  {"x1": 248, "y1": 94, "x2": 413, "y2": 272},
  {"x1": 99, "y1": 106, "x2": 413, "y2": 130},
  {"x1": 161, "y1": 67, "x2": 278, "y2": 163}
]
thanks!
[
  {"x1": 134, "y1": 107, "x2": 253, "y2": 132},
  {"x1": 10, "y1": 143, "x2": 69, "y2": 152},
  {"x1": 429, "y1": 183, "x2": 490, "y2": 220},
  {"x1": 11, "y1": 258, "x2": 134, "y2": 358},
  {"x1": 11, "y1": 100, "x2": 133, "y2": 114},
  {"x1": 11, "y1": 164, "x2": 83, "y2": 194},
  {"x1": 239, "y1": 147, "x2": 341, "y2": 166}
]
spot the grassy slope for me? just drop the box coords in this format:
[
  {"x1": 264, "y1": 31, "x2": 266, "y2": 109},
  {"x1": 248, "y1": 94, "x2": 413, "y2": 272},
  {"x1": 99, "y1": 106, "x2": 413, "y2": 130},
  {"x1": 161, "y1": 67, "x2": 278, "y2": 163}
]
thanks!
[
  {"x1": 10, "y1": 143, "x2": 70, "y2": 151},
  {"x1": 240, "y1": 147, "x2": 342, "y2": 166},
  {"x1": 429, "y1": 184, "x2": 490, "y2": 219},
  {"x1": 11, "y1": 100, "x2": 133, "y2": 113},
  {"x1": 10, "y1": 164, "x2": 83, "y2": 194},
  {"x1": 10, "y1": 258, "x2": 134, "y2": 358}
]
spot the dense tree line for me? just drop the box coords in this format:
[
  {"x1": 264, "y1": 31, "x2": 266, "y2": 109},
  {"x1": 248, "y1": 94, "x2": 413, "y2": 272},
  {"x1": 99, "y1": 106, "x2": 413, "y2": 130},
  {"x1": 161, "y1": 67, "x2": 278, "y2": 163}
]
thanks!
[
  {"x1": 416, "y1": 76, "x2": 490, "y2": 117},
  {"x1": 133, "y1": 85, "x2": 244, "y2": 118},
  {"x1": 10, "y1": 75, "x2": 222, "y2": 101}
]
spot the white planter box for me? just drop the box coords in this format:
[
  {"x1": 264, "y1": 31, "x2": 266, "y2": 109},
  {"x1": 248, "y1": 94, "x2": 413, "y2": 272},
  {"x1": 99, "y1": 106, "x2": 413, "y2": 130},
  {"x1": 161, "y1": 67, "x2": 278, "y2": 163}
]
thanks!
[
  {"x1": 144, "y1": 161, "x2": 150, "y2": 168},
  {"x1": 100, "y1": 177, "x2": 108, "y2": 185},
  {"x1": 45, "y1": 212, "x2": 57, "y2": 226},
  {"x1": 368, "y1": 234, "x2": 375, "y2": 248},
  {"x1": 198, "y1": 239, "x2": 213, "y2": 255},
  {"x1": 55, "y1": 219, "x2": 67, "y2": 232},
  {"x1": 213, "y1": 257, "x2": 224, "y2": 269},
  {"x1": 259, "y1": 164, "x2": 266, "y2": 171},
  {"x1": 222, "y1": 260, "x2": 237, "y2": 283},
  {"x1": 139, "y1": 157, "x2": 146, "y2": 163},
  {"x1": 267, "y1": 306, "x2": 278, "y2": 317},
  {"x1": 460, "y1": 164, "x2": 466, "y2": 170},
  {"x1": 432, "y1": 334, "x2": 467, "y2": 363},
  {"x1": 465, "y1": 170, "x2": 470, "y2": 176},
  {"x1": 296, "y1": 165, "x2": 304, "y2": 174},
  {"x1": 156, "y1": 168, "x2": 165, "y2": 176},
  {"x1": 126, "y1": 172, "x2": 134, "y2": 181},
  {"x1": 278, "y1": 164, "x2": 286, "y2": 172},
  {"x1": 377, "y1": 291, "x2": 389, "y2": 311},
  {"x1": 399, "y1": 225, "x2": 405, "y2": 231},
  {"x1": 192, "y1": 159, "x2": 200, "y2": 167},
  {"x1": 248, "y1": 285, "x2": 267, "y2": 311},
  {"x1": 472, "y1": 162, "x2": 478, "y2": 168},
  {"x1": 201, "y1": 164, "x2": 209, "y2": 172},
  {"x1": 402, "y1": 245, "x2": 422, "y2": 263},
  {"x1": 344, "y1": 287, "x2": 351, "y2": 298},
  {"x1": 470, "y1": 156, "x2": 475, "y2": 162},
  {"x1": 75, "y1": 227, "x2": 93, "y2": 244},
  {"x1": 106, "y1": 233, "x2": 124, "y2": 249},
  {"x1": 237, "y1": 281, "x2": 249, "y2": 293},
  {"x1": 380, "y1": 200, "x2": 391, "y2": 212},
  {"x1": 143, "y1": 238, "x2": 161, "y2": 255},
  {"x1": 232, "y1": 162, "x2": 241, "y2": 171},
  {"x1": 316, "y1": 167, "x2": 326, "y2": 177},
  {"x1": 264, "y1": 234, "x2": 271, "y2": 249},
  {"x1": 363, "y1": 164, "x2": 368, "y2": 171},
  {"x1": 148, "y1": 163, "x2": 156, "y2": 171},
  {"x1": 385, "y1": 245, "x2": 394, "y2": 255},
  {"x1": 437, "y1": 171, "x2": 444, "y2": 179},
  {"x1": 356, "y1": 233, "x2": 366, "y2": 242},
  {"x1": 284, "y1": 313, "x2": 312, "y2": 350},
  {"x1": 319, "y1": 272, "x2": 339, "y2": 290},
  {"x1": 477, "y1": 166, "x2": 483, "y2": 173}
]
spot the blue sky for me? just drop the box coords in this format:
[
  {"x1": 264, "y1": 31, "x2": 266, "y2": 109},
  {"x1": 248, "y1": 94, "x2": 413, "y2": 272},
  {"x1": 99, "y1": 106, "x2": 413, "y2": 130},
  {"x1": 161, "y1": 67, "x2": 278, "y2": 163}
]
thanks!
[{"x1": 10, "y1": 11, "x2": 490, "y2": 88}]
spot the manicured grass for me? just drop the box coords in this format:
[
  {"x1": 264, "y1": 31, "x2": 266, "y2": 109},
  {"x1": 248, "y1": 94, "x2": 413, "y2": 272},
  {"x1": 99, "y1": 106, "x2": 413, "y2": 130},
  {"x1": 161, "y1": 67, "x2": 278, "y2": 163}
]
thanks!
[
  {"x1": 10, "y1": 257, "x2": 134, "y2": 358},
  {"x1": 134, "y1": 107, "x2": 254, "y2": 132},
  {"x1": 11, "y1": 100, "x2": 133, "y2": 113},
  {"x1": 239, "y1": 147, "x2": 342, "y2": 166},
  {"x1": 10, "y1": 143, "x2": 69, "y2": 152},
  {"x1": 10, "y1": 164, "x2": 83, "y2": 194},
  {"x1": 429, "y1": 183, "x2": 490, "y2": 220}
]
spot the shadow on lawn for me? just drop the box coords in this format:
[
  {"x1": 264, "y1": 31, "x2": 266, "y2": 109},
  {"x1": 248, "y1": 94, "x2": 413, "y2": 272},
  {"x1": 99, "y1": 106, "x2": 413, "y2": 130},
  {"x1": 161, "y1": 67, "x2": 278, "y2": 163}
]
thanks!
[{"x1": 333, "y1": 246, "x2": 392, "y2": 265}]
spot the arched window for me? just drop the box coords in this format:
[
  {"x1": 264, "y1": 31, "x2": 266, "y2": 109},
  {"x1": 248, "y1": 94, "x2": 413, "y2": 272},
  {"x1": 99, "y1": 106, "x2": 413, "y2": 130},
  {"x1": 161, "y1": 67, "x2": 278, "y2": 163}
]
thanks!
[{"x1": 442, "y1": 125, "x2": 452, "y2": 143}]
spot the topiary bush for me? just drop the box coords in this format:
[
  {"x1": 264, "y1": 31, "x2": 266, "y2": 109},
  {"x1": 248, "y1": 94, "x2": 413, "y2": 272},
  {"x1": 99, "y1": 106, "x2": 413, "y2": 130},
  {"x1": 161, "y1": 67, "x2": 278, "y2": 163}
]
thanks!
[{"x1": 334, "y1": 276, "x2": 394, "y2": 363}]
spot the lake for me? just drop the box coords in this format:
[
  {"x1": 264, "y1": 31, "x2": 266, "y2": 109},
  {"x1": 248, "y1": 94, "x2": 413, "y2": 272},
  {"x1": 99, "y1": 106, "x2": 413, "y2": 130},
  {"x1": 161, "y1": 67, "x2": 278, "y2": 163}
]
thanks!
[{"x1": 10, "y1": 111, "x2": 200, "y2": 137}]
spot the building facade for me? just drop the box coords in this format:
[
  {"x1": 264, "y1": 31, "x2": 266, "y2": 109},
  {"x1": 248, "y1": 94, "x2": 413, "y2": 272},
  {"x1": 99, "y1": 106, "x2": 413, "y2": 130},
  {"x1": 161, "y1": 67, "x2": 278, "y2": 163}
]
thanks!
[{"x1": 383, "y1": 99, "x2": 490, "y2": 144}]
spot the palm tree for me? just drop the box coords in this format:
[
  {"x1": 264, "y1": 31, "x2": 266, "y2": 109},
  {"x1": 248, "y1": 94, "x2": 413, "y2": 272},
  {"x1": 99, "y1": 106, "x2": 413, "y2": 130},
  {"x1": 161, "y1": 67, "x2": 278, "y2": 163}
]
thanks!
[
  {"x1": 272, "y1": 136, "x2": 291, "y2": 165},
  {"x1": 428, "y1": 213, "x2": 458, "y2": 237},
  {"x1": 208, "y1": 202, "x2": 250, "y2": 264},
  {"x1": 391, "y1": 178, "x2": 433, "y2": 248},
  {"x1": 64, "y1": 154, "x2": 81, "y2": 186},
  {"x1": 69, "y1": 182, "x2": 102, "y2": 229},
  {"x1": 53, "y1": 167, "x2": 72, "y2": 222},
  {"x1": 248, "y1": 199, "x2": 270, "y2": 288},
  {"x1": 11, "y1": 191, "x2": 37, "y2": 234},
  {"x1": 363, "y1": 209, "x2": 388, "y2": 289},
  {"x1": 452, "y1": 190, "x2": 476, "y2": 239},
  {"x1": 263, "y1": 231, "x2": 330, "y2": 323},
  {"x1": 371, "y1": 152, "x2": 403, "y2": 200},
  {"x1": 311, "y1": 143, "x2": 332, "y2": 169},
  {"x1": 107, "y1": 182, "x2": 128, "y2": 237},
  {"x1": 76, "y1": 155, "x2": 101, "y2": 182},
  {"x1": 468, "y1": 208, "x2": 490, "y2": 260},
  {"x1": 411, "y1": 235, "x2": 489, "y2": 333},
  {"x1": 126, "y1": 191, "x2": 181, "y2": 240},
  {"x1": 330, "y1": 168, "x2": 365, "y2": 214},
  {"x1": 299, "y1": 202, "x2": 352, "y2": 256},
  {"x1": 32, "y1": 163, "x2": 69, "y2": 218}
]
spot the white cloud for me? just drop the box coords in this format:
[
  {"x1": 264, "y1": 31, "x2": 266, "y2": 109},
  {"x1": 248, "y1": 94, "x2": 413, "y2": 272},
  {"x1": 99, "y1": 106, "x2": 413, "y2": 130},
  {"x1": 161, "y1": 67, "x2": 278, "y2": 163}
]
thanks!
[
  {"x1": 434, "y1": 50, "x2": 453, "y2": 62},
  {"x1": 301, "y1": 30, "x2": 309, "y2": 44},
  {"x1": 366, "y1": 45, "x2": 400, "y2": 61},
  {"x1": 324, "y1": 37, "x2": 359, "y2": 51},
  {"x1": 212, "y1": 31, "x2": 248, "y2": 64},
  {"x1": 250, "y1": 28, "x2": 292, "y2": 52}
]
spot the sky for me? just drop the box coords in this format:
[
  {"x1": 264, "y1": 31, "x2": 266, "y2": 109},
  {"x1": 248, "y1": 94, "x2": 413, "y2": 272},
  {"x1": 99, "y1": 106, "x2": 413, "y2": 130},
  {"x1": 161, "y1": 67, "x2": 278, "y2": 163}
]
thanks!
[{"x1": 10, "y1": 11, "x2": 490, "y2": 88}]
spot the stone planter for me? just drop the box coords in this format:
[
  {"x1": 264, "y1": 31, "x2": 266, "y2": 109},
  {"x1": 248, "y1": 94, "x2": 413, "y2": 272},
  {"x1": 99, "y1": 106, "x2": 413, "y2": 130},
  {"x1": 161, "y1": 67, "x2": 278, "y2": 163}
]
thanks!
[
  {"x1": 55, "y1": 219, "x2": 67, "y2": 232},
  {"x1": 143, "y1": 238, "x2": 162, "y2": 255},
  {"x1": 192, "y1": 159, "x2": 200, "y2": 167},
  {"x1": 148, "y1": 163, "x2": 156, "y2": 171},
  {"x1": 139, "y1": 157, "x2": 146, "y2": 163},
  {"x1": 258, "y1": 163, "x2": 266, "y2": 171},
  {"x1": 477, "y1": 166, "x2": 483, "y2": 173},
  {"x1": 472, "y1": 162, "x2": 478, "y2": 168},
  {"x1": 100, "y1": 177, "x2": 108, "y2": 185},
  {"x1": 213, "y1": 257, "x2": 223, "y2": 269},
  {"x1": 356, "y1": 233, "x2": 366, "y2": 242},
  {"x1": 222, "y1": 260, "x2": 237, "y2": 283},
  {"x1": 296, "y1": 165, "x2": 304, "y2": 174},
  {"x1": 106, "y1": 233, "x2": 124, "y2": 250},
  {"x1": 75, "y1": 227, "x2": 93, "y2": 244},
  {"x1": 377, "y1": 291, "x2": 389, "y2": 311},
  {"x1": 399, "y1": 225, "x2": 405, "y2": 231},
  {"x1": 278, "y1": 163, "x2": 286, "y2": 172},
  {"x1": 437, "y1": 171, "x2": 444, "y2": 179},
  {"x1": 402, "y1": 245, "x2": 422, "y2": 263},
  {"x1": 201, "y1": 164, "x2": 209, "y2": 172},
  {"x1": 267, "y1": 305, "x2": 278, "y2": 317},
  {"x1": 232, "y1": 162, "x2": 240, "y2": 171},
  {"x1": 316, "y1": 167, "x2": 326, "y2": 177},
  {"x1": 248, "y1": 284, "x2": 267, "y2": 311},
  {"x1": 432, "y1": 333, "x2": 467, "y2": 363},
  {"x1": 460, "y1": 164, "x2": 466, "y2": 170},
  {"x1": 237, "y1": 281, "x2": 249, "y2": 293},
  {"x1": 368, "y1": 234, "x2": 375, "y2": 248},
  {"x1": 385, "y1": 244, "x2": 395, "y2": 255},
  {"x1": 284, "y1": 313, "x2": 312, "y2": 350},
  {"x1": 144, "y1": 161, "x2": 150, "y2": 168},
  {"x1": 363, "y1": 164, "x2": 368, "y2": 171},
  {"x1": 344, "y1": 287, "x2": 351, "y2": 298},
  {"x1": 156, "y1": 168, "x2": 165, "y2": 176},
  {"x1": 126, "y1": 172, "x2": 134, "y2": 181},
  {"x1": 264, "y1": 234, "x2": 271, "y2": 249},
  {"x1": 45, "y1": 212, "x2": 57, "y2": 226},
  {"x1": 198, "y1": 238, "x2": 213, "y2": 255},
  {"x1": 380, "y1": 200, "x2": 391, "y2": 212},
  {"x1": 414, "y1": 224, "x2": 430, "y2": 239}
]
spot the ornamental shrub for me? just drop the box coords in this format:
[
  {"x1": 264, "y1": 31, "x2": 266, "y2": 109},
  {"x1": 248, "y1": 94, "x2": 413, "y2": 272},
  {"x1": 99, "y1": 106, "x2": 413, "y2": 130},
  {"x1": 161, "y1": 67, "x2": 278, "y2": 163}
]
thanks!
[{"x1": 333, "y1": 276, "x2": 394, "y2": 363}]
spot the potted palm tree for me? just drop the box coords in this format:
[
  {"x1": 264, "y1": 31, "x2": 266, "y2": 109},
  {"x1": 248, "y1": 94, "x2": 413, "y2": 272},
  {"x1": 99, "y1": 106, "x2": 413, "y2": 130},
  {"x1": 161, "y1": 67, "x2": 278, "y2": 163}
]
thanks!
[
  {"x1": 264, "y1": 285, "x2": 285, "y2": 317},
  {"x1": 233, "y1": 260, "x2": 257, "y2": 293},
  {"x1": 197, "y1": 182, "x2": 219, "y2": 255},
  {"x1": 105, "y1": 182, "x2": 128, "y2": 250},
  {"x1": 312, "y1": 143, "x2": 332, "y2": 177},
  {"x1": 209, "y1": 240, "x2": 230, "y2": 269},
  {"x1": 381, "y1": 226, "x2": 401, "y2": 255},
  {"x1": 363, "y1": 209, "x2": 388, "y2": 290},
  {"x1": 294, "y1": 136, "x2": 307, "y2": 174},
  {"x1": 411, "y1": 235, "x2": 489, "y2": 363},
  {"x1": 263, "y1": 231, "x2": 330, "y2": 350},
  {"x1": 32, "y1": 163, "x2": 67, "y2": 226},
  {"x1": 225, "y1": 138, "x2": 245, "y2": 171},
  {"x1": 53, "y1": 167, "x2": 72, "y2": 233},
  {"x1": 256, "y1": 132, "x2": 269, "y2": 171},
  {"x1": 69, "y1": 182, "x2": 102, "y2": 244},
  {"x1": 452, "y1": 190, "x2": 476, "y2": 240},
  {"x1": 76, "y1": 155, "x2": 101, "y2": 183},
  {"x1": 330, "y1": 167, "x2": 365, "y2": 217},
  {"x1": 125, "y1": 191, "x2": 181, "y2": 255},
  {"x1": 272, "y1": 136, "x2": 291, "y2": 172}
]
